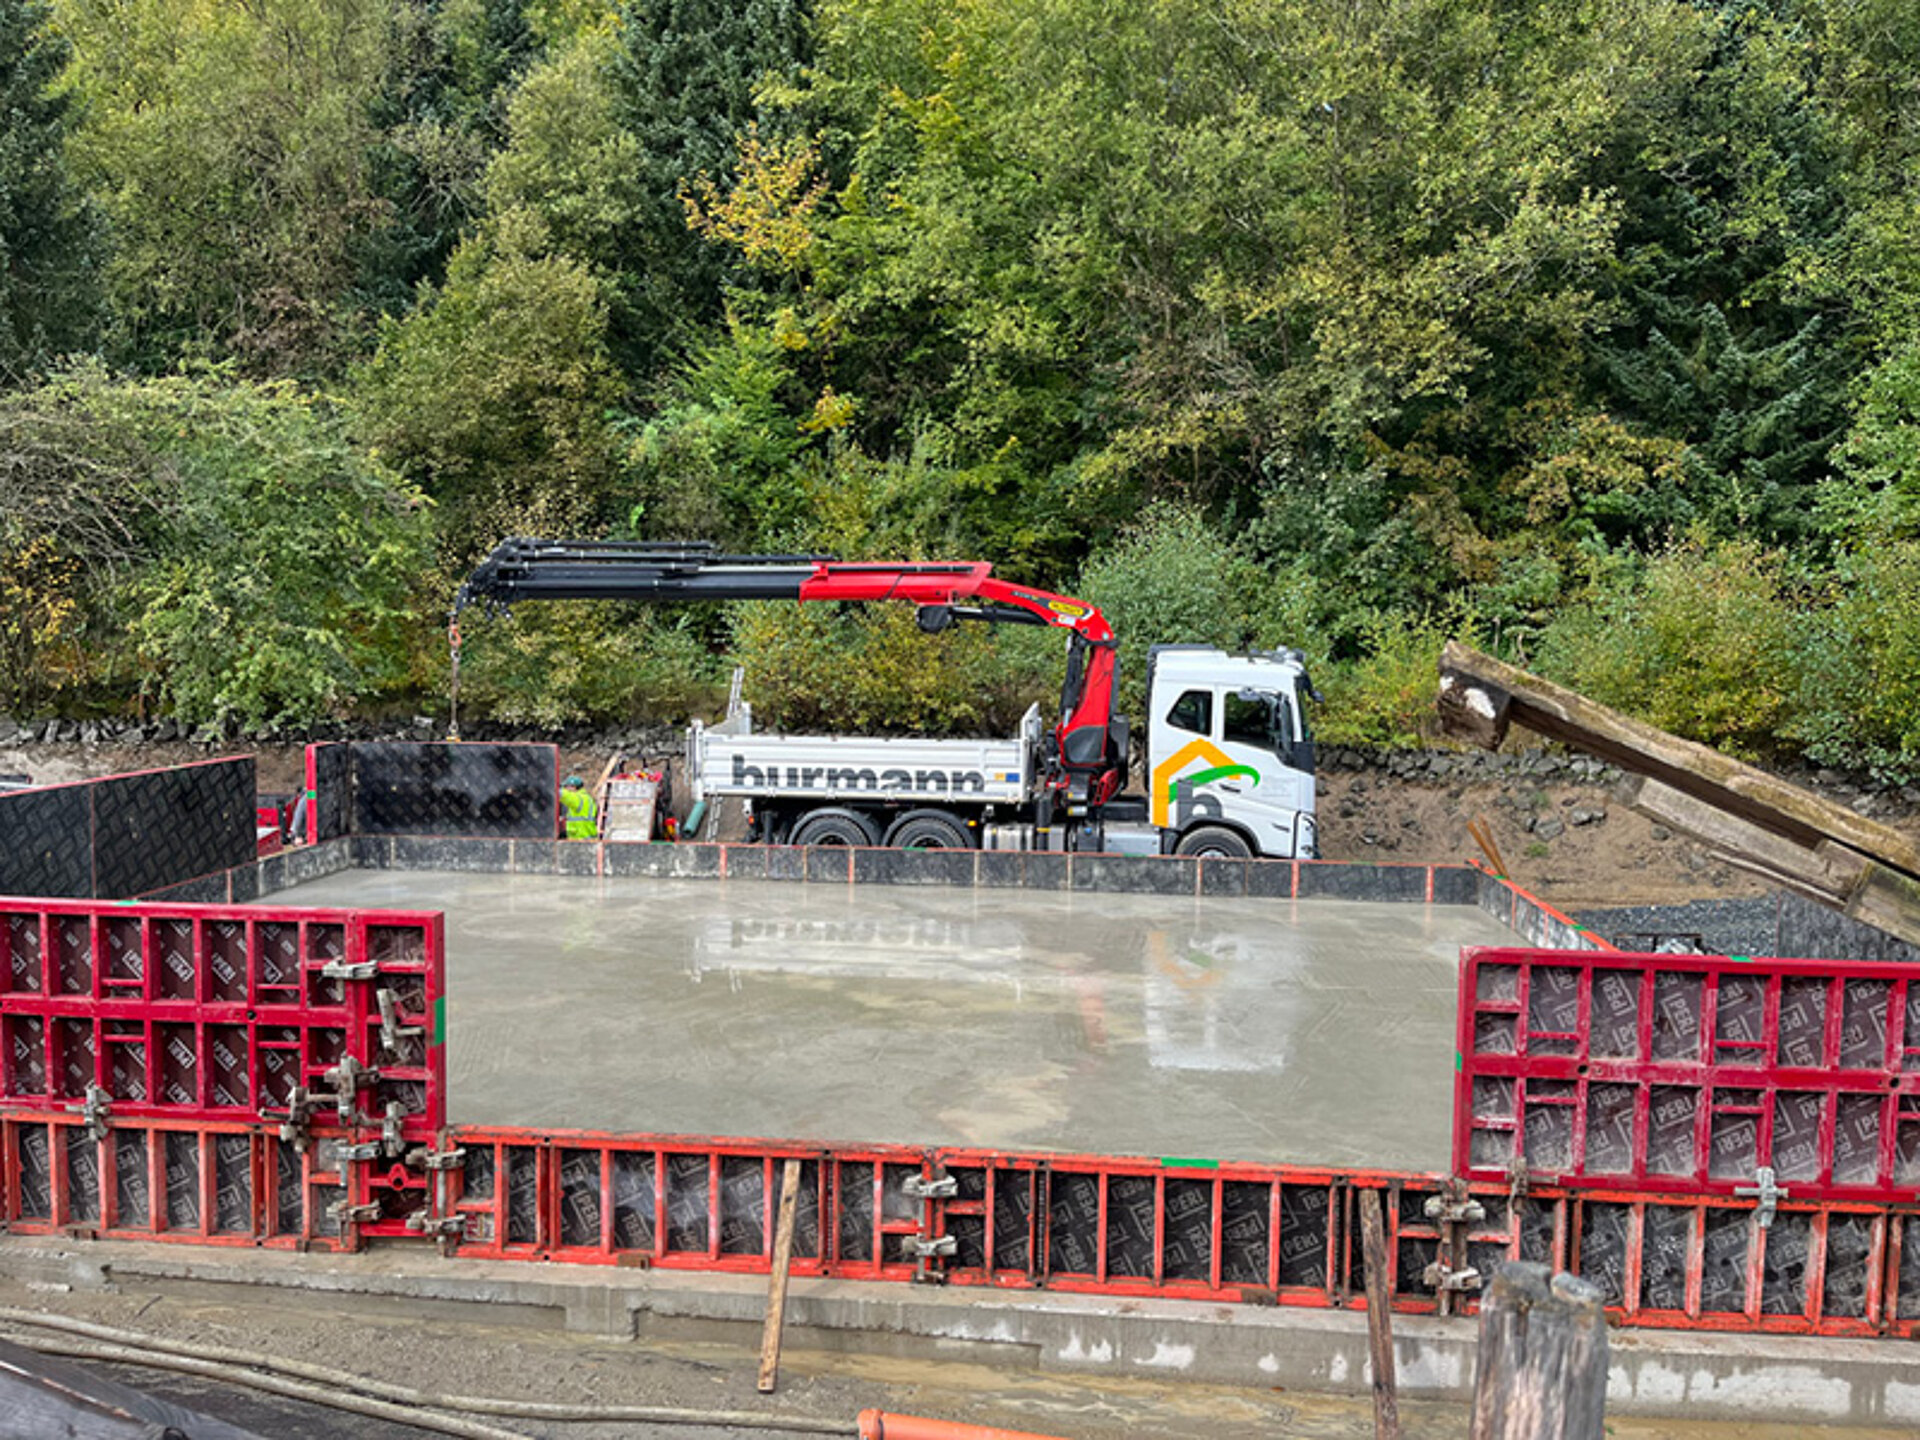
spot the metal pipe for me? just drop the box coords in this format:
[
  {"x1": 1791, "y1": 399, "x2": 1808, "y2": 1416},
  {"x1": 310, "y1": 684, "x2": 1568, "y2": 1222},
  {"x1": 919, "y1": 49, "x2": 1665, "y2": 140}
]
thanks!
[{"x1": 856, "y1": 1410, "x2": 1070, "y2": 1440}]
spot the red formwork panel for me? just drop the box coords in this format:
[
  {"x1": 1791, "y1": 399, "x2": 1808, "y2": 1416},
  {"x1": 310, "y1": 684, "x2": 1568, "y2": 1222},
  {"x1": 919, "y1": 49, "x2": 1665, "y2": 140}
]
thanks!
[
  {"x1": 440, "y1": 1126, "x2": 1920, "y2": 1336},
  {"x1": 0, "y1": 898, "x2": 444, "y2": 1140},
  {"x1": 1454, "y1": 945, "x2": 1920, "y2": 1204},
  {"x1": 0, "y1": 1111, "x2": 360, "y2": 1252}
]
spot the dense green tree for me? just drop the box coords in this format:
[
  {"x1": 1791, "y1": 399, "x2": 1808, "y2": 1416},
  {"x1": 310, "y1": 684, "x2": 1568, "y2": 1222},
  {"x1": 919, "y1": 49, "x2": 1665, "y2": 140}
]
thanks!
[
  {"x1": 485, "y1": 0, "x2": 811, "y2": 372},
  {"x1": 351, "y1": 207, "x2": 623, "y2": 554},
  {"x1": 0, "y1": 0, "x2": 99, "y2": 379},
  {"x1": 55, "y1": 0, "x2": 399, "y2": 375}
]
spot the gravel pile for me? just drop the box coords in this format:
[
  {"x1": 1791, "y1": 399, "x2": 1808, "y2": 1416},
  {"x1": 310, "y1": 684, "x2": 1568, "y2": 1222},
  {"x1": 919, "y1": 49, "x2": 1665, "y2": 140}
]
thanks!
[{"x1": 1572, "y1": 897, "x2": 1780, "y2": 957}]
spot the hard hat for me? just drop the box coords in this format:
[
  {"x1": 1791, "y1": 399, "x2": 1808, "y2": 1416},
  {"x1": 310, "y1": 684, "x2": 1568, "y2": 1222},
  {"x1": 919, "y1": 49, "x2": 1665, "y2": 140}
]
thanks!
[{"x1": 564, "y1": 775, "x2": 585, "y2": 789}]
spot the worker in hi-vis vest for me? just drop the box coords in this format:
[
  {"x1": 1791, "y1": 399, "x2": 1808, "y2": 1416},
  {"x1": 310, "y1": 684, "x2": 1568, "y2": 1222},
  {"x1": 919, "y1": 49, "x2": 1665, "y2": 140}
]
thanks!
[{"x1": 560, "y1": 775, "x2": 598, "y2": 840}]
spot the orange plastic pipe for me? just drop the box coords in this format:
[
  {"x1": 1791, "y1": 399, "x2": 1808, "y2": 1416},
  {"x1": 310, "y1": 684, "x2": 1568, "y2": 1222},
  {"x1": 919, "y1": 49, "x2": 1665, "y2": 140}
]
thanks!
[{"x1": 856, "y1": 1412, "x2": 1070, "y2": 1440}]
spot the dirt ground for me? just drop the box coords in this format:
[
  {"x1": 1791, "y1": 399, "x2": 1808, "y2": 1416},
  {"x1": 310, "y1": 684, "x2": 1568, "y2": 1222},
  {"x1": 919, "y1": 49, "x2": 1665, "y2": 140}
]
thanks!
[{"x1": 6, "y1": 735, "x2": 1903, "y2": 914}]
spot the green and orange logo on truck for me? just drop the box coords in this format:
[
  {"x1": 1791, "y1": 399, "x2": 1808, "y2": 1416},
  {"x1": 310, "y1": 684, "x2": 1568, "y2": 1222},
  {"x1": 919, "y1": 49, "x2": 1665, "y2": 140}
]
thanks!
[{"x1": 1150, "y1": 738, "x2": 1260, "y2": 828}]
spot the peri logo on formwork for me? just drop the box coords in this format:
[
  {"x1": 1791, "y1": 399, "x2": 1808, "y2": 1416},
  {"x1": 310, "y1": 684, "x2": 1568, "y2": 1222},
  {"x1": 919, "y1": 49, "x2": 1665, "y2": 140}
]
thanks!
[
  {"x1": 730, "y1": 755, "x2": 1000, "y2": 795},
  {"x1": 1150, "y1": 738, "x2": 1260, "y2": 828}
]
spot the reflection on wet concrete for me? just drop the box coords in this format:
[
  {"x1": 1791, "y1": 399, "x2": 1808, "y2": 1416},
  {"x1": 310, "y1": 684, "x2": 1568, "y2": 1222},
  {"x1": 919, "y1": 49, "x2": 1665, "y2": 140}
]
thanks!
[{"x1": 266, "y1": 870, "x2": 1517, "y2": 1168}]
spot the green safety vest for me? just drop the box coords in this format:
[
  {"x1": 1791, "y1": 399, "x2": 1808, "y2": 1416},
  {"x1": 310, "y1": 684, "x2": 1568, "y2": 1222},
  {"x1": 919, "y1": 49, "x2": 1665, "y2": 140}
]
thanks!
[{"x1": 560, "y1": 787, "x2": 598, "y2": 840}]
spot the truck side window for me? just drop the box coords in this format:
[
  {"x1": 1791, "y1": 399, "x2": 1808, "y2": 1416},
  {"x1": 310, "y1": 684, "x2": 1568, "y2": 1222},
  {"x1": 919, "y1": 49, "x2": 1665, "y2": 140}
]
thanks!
[
  {"x1": 1224, "y1": 692, "x2": 1276, "y2": 750},
  {"x1": 1167, "y1": 689, "x2": 1212, "y2": 737}
]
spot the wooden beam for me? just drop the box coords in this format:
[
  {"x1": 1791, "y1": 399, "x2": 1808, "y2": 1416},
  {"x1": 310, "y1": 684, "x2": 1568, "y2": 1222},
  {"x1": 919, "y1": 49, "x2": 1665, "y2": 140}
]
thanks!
[
  {"x1": 1439, "y1": 642, "x2": 1920, "y2": 882},
  {"x1": 1468, "y1": 1264, "x2": 1608, "y2": 1440},
  {"x1": 758, "y1": 1158, "x2": 804, "y2": 1394},
  {"x1": 1357, "y1": 1188, "x2": 1401, "y2": 1440},
  {"x1": 1623, "y1": 778, "x2": 1866, "y2": 903}
]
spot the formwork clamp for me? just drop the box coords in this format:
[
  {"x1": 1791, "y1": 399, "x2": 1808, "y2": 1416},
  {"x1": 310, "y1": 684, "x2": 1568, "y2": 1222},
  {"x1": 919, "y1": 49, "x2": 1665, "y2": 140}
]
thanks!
[
  {"x1": 328, "y1": 1197, "x2": 381, "y2": 1227},
  {"x1": 381, "y1": 1102, "x2": 407, "y2": 1158},
  {"x1": 405, "y1": 1211, "x2": 466, "y2": 1239},
  {"x1": 1735, "y1": 1166, "x2": 1787, "y2": 1229},
  {"x1": 336, "y1": 1140, "x2": 383, "y2": 1163},
  {"x1": 266, "y1": 1086, "x2": 319, "y2": 1152},
  {"x1": 320, "y1": 958, "x2": 378, "y2": 981},
  {"x1": 323, "y1": 1056, "x2": 380, "y2": 1125},
  {"x1": 1422, "y1": 1260, "x2": 1483, "y2": 1293},
  {"x1": 908, "y1": 1236, "x2": 957, "y2": 1260},
  {"x1": 1424, "y1": 1193, "x2": 1487, "y2": 1225},
  {"x1": 376, "y1": 988, "x2": 423, "y2": 1057},
  {"x1": 903, "y1": 1174, "x2": 958, "y2": 1200},
  {"x1": 407, "y1": 1144, "x2": 466, "y2": 1172},
  {"x1": 77, "y1": 1084, "x2": 112, "y2": 1142}
]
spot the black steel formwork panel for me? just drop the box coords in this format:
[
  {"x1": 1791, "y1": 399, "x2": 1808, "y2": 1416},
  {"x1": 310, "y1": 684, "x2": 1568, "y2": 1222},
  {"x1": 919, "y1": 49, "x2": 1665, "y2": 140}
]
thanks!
[
  {"x1": 351, "y1": 743, "x2": 558, "y2": 840},
  {"x1": 92, "y1": 758, "x2": 256, "y2": 899},
  {"x1": 0, "y1": 786, "x2": 93, "y2": 898}
]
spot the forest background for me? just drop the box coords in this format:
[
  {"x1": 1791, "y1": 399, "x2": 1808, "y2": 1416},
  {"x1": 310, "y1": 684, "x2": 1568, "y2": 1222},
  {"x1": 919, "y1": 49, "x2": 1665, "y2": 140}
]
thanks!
[{"x1": 4, "y1": 0, "x2": 1920, "y2": 777}]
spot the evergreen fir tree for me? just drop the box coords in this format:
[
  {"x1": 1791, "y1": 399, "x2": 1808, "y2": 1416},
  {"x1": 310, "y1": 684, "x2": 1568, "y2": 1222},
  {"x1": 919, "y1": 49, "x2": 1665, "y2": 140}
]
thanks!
[{"x1": 0, "y1": 0, "x2": 100, "y2": 380}]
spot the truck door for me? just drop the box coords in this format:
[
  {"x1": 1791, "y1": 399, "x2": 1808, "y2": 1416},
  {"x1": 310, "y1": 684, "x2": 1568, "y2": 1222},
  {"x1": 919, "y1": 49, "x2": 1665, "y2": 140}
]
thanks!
[
  {"x1": 1216, "y1": 689, "x2": 1315, "y2": 856},
  {"x1": 1150, "y1": 683, "x2": 1315, "y2": 858}
]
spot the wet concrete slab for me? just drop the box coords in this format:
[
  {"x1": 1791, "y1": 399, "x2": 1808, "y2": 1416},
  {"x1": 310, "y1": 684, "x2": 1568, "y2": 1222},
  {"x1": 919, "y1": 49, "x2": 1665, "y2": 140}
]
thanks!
[{"x1": 264, "y1": 869, "x2": 1517, "y2": 1169}]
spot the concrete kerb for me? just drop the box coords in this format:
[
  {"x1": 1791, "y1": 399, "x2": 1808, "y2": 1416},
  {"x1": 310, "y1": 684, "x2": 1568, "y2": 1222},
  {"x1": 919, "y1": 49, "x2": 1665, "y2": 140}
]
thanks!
[{"x1": 4, "y1": 1235, "x2": 1916, "y2": 1428}]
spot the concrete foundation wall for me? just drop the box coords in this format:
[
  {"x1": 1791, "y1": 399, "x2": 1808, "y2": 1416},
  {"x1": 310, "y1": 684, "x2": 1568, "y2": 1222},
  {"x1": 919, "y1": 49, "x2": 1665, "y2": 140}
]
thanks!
[
  {"x1": 337, "y1": 833, "x2": 1476, "y2": 902},
  {"x1": 1475, "y1": 867, "x2": 1607, "y2": 950}
]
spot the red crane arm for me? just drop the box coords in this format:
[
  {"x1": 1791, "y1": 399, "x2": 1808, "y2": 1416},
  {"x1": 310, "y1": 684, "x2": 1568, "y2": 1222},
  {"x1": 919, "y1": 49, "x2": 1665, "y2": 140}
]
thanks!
[{"x1": 455, "y1": 540, "x2": 1124, "y2": 802}]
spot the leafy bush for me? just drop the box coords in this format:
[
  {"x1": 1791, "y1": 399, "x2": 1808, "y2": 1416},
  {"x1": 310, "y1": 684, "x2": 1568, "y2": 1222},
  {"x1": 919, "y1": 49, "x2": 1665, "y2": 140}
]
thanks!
[
  {"x1": 1077, "y1": 503, "x2": 1260, "y2": 718},
  {"x1": 1533, "y1": 538, "x2": 1795, "y2": 757},
  {"x1": 1314, "y1": 611, "x2": 1462, "y2": 749},
  {"x1": 0, "y1": 362, "x2": 429, "y2": 726},
  {"x1": 452, "y1": 602, "x2": 723, "y2": 728},
  {"x1": 729, "y1": 601, "x2": 1056, "y2": 735},
  {"x1": 1789, "y1": 543, "x2": 1920, "y2": 780}
]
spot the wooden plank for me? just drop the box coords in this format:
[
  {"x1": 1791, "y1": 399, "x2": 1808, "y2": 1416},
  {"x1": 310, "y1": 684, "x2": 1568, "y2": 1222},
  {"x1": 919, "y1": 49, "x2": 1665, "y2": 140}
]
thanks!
[
  {"x1": 1624, "y1": 779, "x2": 1865, "y2": 902},
  {"x1": 1841, "y1": 862, "x2": 1920, "y2": 951},
  {"x1": 1468, "y1": 1263, "x2": 1608, "y2": 1440},
  {"x1": 758, "y1": 1157, "x2": 804, "y2": 1394},
  {"x1": 1357, "y1": 1188, "x2": 1401, "y2": 1440},
  {"x1": 1439, "y1": 642, "x2": 1920, "y2": 882}
]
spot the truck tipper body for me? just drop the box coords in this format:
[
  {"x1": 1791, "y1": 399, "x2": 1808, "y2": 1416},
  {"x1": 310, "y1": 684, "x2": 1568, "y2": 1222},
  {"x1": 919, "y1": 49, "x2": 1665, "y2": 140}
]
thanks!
[{"x1": 456, "y1": 539, "x2": 1317, "y2": 858}]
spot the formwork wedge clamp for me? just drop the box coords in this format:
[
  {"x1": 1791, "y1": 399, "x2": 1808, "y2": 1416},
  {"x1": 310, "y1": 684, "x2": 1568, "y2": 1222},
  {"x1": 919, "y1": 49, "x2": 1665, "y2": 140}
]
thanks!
[
  {"x1": 319, "y1": 958, "x2": 377, "y2": 981},
  {"x1": 1422, "y1": 1259, "x2": 1483, "y2": 1293},
  {"x1": 76, "y1": 1084, "x2": 112, "y2": 1142},
  {"x1": 266, "y1": 1085, "x2": 319, "y2": 1152},
  {"x1": 376, "y1": 988, "x2": 423, "y2": 1058},
  {"x1": 1423, "y1": 1193, "x2": 1486, "y2": 1225},
  {"x1": 323, "y1": 1056, "x2": 380, "y2": 1125},
  {"x1": 1735, "y1": 1166, "x2": 1787, "y2": 1228},
  {"x1": 909, "y1": 1236, "x2": 958, "y2": 1260},
  {"x1": 407, "y1": 1144, "x2": 466, "y2": 1172},
  {"x1": 327, "y1": 1197, "x2": 381, "y2": 1228},
  {"x1": 903, "y1": 1174, "x2": 958, "y2": 1200}
]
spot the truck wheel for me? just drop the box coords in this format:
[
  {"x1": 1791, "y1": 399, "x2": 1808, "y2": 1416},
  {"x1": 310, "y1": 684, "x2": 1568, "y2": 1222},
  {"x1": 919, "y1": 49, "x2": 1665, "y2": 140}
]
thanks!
[
  {"x1": 1175, "y1": 826, "x2": 1253, "y2": 859},
  {"x1": 883, "y1": 809, "x2": 974, "y2": 850},
  {"x1": 790, "y1": 807, "x2": 880, "y2": 847}
]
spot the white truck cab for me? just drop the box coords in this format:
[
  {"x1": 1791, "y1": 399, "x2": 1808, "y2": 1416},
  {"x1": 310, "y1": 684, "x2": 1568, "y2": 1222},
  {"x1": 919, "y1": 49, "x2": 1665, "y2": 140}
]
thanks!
[{"x1": 1133, "y1": 645, "x2": 1318, "y2": 859}]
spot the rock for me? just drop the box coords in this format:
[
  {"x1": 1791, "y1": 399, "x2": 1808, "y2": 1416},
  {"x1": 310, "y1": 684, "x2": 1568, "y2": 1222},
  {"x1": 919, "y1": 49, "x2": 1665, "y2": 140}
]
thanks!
[
  {"x1": 1569, "y1": 806, "x2": 1607, "y2": 827},
  {"x1": 1816, "y1": 769, "x2": 1842, "y2": 786},
  {"x1": 41, "y1": 719, "x2": 61, "y2": 743},
  {"x1": 1852, "y1": 795, "x2": 1877, "y2": 815},
  {"x1": 1315, "y1": 778, "x2": 1329, "y2": 795},
  {"x1": 1400, "y1": 814, "x2": 1421, "y2": 830},
  {"x1": 1349, "y1": 777, "x2": 1368, "y2": 795},
  {"x1": 1650, "y1": 825, "x2": 1671, "y2": 842},
  {"x1": 1534, "y1": 816, "x2": 1565, "y2": 841}
]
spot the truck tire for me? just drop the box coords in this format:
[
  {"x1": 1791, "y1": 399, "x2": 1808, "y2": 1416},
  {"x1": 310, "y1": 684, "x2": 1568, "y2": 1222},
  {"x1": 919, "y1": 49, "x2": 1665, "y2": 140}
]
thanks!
[
  {"x1": 883, "y1": 809, "x2": 974, "y2": 850},
  {"x1": 790, "y1": 807, "x2": 881, "y2": 847},
  {"x1": 1175, "y1": 825, "x2": 1253, "y2": 859}
]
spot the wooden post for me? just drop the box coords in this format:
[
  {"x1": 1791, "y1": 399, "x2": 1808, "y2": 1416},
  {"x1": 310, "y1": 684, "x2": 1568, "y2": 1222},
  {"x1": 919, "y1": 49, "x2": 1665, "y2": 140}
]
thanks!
[
  {"x1": 1469, "y1": 1262, "x2": 1608, "y2": 1440},
  {"x1": 1357, "y1": 1187, "x2": 1401, "y2": 1440},
  {"x1": 757, "y1": 1158, "x2": 804, "y2": 1393}
]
